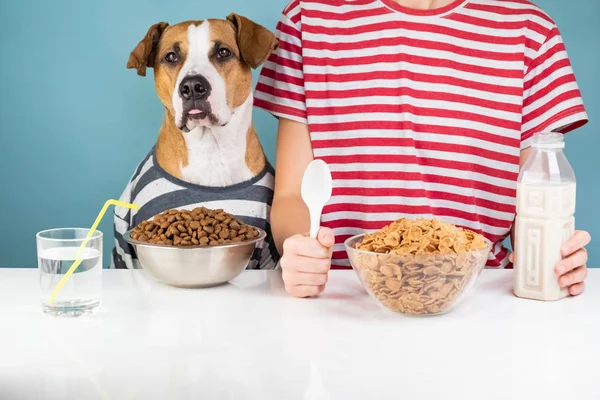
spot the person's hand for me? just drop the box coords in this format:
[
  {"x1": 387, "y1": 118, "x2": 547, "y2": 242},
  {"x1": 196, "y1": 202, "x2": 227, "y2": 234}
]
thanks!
[
  {"x1": 556, "y1": 230, "x2": 591, "y2": 295},
  {"x1": 510, "y1": 230, "x2": 591, "y2": 296},
  {"x1": 280, "y1": 227, "x2": 335, "y2": 298}
]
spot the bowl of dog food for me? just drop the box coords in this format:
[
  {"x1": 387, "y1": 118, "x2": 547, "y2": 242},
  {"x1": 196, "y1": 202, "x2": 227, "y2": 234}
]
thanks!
[
  {"x1": 345, "y1": 218, "x2": 492, "y2": 316},
  {"x1": 124, "y1": 207, "x2": 266, "y2": 288}
]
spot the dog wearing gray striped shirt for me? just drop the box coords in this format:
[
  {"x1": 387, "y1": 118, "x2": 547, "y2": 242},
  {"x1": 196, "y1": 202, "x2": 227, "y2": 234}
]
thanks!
[{"x1": 112, "y1": 14, "x2": 280, "y2": 270}]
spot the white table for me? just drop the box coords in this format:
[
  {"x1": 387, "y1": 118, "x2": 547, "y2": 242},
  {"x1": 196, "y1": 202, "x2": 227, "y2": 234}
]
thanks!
[{"x1": 0, "y1": 269, "x2": 598, "y2": 400}]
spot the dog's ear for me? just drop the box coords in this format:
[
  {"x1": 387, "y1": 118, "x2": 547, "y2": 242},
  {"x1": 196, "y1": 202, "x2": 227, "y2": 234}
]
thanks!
[
  {"x1": 226, "y1": 13, "x2": 278, "y2": 69},
  {"x1": 127, "y1": 22, "x2": 169, "y2": 77}
]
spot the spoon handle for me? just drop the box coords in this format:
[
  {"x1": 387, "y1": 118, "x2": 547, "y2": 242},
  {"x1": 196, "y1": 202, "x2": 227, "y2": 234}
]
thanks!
[{"x1": 309, "y1": 209, "x2": 321, "y2": 239}]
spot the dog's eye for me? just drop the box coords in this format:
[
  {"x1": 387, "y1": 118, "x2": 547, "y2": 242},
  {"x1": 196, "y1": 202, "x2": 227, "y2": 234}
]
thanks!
[
  {"x1": 165, "y1": 52, "x2": 179, "y2": 64},
  {"x1": 217, "y1": 48, "x2": 232, "y2": 60}
]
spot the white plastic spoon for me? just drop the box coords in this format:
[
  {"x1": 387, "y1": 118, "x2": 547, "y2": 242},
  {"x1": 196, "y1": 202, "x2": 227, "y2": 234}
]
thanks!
[{"x1": 301, "y1": 159, "x2": 333, "y2": 239}]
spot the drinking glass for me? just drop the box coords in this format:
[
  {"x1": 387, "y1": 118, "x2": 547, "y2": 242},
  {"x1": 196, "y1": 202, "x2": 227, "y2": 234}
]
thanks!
[{"x1": 36, "y1": 228, "x2": 102, "y2": 316}]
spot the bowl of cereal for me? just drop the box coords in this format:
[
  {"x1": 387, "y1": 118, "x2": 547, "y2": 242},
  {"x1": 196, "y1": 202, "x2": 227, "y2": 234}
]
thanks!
[
  {"x1": 124, "y1": 207, "x2": 266, "y2": 288},
  {"x1": 345, "y1": 219, "x2": 492, "y2": 316}
]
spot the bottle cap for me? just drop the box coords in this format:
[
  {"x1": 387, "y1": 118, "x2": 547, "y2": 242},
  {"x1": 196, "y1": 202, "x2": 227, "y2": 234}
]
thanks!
[{"x1": 531, "y1": 132, "x2": 565, "y2": 149}]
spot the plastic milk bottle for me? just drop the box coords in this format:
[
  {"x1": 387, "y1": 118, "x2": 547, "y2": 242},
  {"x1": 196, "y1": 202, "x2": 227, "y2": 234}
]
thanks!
[{"x1": 514, "y1": 132, "x2": 576, "y2": 301}]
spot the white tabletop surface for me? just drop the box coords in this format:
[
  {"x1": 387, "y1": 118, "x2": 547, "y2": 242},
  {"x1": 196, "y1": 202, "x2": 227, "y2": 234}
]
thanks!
[{"x1": 0, "y1": 268, "x2": 598, "y2": 400}]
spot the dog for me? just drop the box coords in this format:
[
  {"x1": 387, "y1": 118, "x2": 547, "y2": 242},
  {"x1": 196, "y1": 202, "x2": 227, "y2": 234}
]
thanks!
[{"x1": 111, "y1": 14, "x2": 279, "y2": 270}]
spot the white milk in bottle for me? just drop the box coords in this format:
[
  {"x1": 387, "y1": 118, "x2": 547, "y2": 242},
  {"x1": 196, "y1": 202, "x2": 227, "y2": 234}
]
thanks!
[{"x1": 514, "y1": 133, "x2": 576, "y2": 301}]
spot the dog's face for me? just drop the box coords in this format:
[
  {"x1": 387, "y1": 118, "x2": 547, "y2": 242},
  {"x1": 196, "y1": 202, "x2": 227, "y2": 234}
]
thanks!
[{"x1": 127, "y1": 15, "x2": 277, "y2": 132}]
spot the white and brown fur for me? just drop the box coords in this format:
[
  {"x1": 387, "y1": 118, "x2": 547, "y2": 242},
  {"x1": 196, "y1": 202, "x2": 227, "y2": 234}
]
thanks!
[{"x1": 126, "y1": 14, "x2": 278, "y2": 187}]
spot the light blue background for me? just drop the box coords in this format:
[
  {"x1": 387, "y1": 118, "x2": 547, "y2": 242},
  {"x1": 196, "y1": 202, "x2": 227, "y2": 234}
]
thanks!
[{"x1": 0, "y1": 0, "x2": 597, "y2": 268}]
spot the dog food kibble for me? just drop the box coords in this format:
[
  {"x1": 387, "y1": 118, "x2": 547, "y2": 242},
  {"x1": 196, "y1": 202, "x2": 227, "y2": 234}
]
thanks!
[
  {"x1": 130, "y1": 207, "x2": 260, "y2": 247},
  {"x1": 351, "y1": 218, "x2": 490, "y2": 315}
]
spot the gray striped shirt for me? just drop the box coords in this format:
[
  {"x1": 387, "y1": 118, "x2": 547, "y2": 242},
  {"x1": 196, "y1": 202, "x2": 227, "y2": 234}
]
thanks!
[{"x1": 111, "y1": 148, "x2": 279, "y2": 270}]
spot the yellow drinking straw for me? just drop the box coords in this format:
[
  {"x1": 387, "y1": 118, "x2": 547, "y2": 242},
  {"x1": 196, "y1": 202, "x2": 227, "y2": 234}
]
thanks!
[{"x1": 48, "y1": 199, "x2": 140, "y2": 304}]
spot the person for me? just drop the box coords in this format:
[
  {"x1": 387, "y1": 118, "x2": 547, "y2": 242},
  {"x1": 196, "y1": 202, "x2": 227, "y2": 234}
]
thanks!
[{"x1": 254, "y1": 0, "x2": 591, "y2": 297}]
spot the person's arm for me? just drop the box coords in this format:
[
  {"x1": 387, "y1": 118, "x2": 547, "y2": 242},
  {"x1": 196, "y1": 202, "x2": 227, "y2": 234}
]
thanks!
[
  {"x1": 270, "y1": 118, "x2": 335, "y2": 298},
  {"x1": 514, "y1": 20, "x2": 590, "y2": 294},
  {"x1": 271, "y1": 118, "x2": 314, "y2": 254},
  {"x1": 253, "y1": 4, "x2": 334, "y2": 297}
]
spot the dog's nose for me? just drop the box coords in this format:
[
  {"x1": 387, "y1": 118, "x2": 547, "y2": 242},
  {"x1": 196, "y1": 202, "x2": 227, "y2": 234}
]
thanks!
[{"x1": 179, "y1": 75, "x2": 211, "y2": 100}]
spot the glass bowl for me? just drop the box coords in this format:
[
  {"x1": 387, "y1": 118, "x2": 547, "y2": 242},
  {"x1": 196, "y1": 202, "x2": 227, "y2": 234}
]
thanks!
[{"x1": 345, "y1": 234, "x2": 492, "y2": 316}]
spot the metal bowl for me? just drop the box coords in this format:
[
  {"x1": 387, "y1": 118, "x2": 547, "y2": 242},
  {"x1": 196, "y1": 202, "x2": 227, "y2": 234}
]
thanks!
[{"x1": 124, "y1": 228, "x2": 266, "y2": 288}]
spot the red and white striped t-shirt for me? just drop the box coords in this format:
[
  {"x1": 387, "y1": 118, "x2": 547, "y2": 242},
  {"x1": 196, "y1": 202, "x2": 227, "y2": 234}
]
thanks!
[{"x1": 255, "y1": 0, "x2": 588, "y2": 269}]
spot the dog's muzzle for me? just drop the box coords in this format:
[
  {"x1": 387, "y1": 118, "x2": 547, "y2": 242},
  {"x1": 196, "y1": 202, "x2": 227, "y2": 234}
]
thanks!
[{"x1": 178, "y1": 74, "x2": 219, "y2": 128}]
